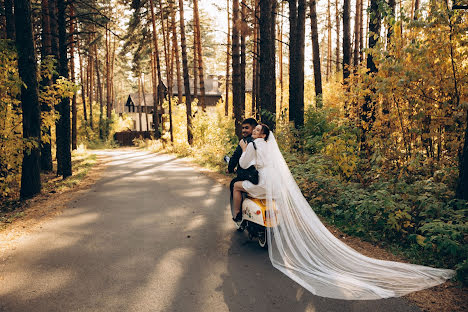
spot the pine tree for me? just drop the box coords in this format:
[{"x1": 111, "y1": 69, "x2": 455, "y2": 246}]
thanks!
[
  {"x1": 40, "y1": 0, "x2": 53, "y2": 171},
  {"x1": 15, "y1": 0, "x2": 42, "y2": 198},
  {"x1": 70, "y1": 5, "x2": 77, "y2": 150},
  {"x1": 309, "y1": 0, "x2": 323, "y2": 108},
  {"x1": 342, "y1": 0, "x2": 351, "y2": 81},
  {"x1": 288, "y1": 0, "x2": 306, "y2": 128},
  {"x1": 178, "y1": 0, "x2": 192, "y2": 144},
  {"x1": 149, "y1": 0, "x2": 162, "y2": 138},
  {"x1": 57, "y1": 0, "x2": 71, "y2": 178},
  {"x1": 225, "y1": 0, "x2": 231, "y2": 116},
  {"x1": 361, "y1": 0, "x2": 380, "y2": 146},
  {"x1": 232, "y1": 0, "x2": 242, "y2": 138},
  {"x1": 258, "y1": 0, "x2": 276, "y2": 130},
  {"x1": 193, "y1": 0, "x2": 206, "y2": 111},
  {"x1": 5, "y1": 0, "x2": 15, "y2": 40}
]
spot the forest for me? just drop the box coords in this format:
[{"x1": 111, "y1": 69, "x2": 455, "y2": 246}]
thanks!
[{"x1": 0, "y1": 0, "x2": 467, "y2": 284}]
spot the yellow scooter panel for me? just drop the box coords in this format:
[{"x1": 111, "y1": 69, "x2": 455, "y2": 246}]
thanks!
[{"x1": 247, "y1": 197, "x2": 278, "y2": 227}]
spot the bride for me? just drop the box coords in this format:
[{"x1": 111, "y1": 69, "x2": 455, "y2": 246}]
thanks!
[{"x1": 232, "y1": 123, "x2": 455, "y2": 300}]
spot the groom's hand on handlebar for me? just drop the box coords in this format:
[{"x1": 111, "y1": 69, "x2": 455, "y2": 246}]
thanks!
[{"x1": 226, "y1": 168, "x2": 236, "y2": 174}]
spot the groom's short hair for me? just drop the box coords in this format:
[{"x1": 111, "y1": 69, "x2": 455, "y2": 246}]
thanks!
[{"x1": 242, "y1": 118, "x2": 258, "y2": 127}]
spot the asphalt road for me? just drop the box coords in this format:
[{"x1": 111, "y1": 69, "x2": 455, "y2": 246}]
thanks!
[{"x1": 0, "y1": 149, "x2": 420, "y2": 312}]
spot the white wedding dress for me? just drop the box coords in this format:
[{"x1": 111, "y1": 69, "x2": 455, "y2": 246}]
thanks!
[{"x1": 240, "y1": 133, "x2": 455, "y2": 300}]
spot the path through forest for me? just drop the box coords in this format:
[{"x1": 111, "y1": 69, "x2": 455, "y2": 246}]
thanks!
[{"x1": 0, "y1": 149, "x2": 420, "y2": 311}]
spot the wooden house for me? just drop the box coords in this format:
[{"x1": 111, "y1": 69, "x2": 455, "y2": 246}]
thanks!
[{"x1": 116, "y1": 75, "x2": 251, "y2": 131}]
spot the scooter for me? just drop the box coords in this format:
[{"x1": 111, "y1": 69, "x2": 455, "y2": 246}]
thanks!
[{"x1": 224, "y1": 156, "x2": 277, "y2": 248}]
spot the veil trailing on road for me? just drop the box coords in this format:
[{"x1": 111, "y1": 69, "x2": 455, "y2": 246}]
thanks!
[{"x1": 263, "y1": 133, "x2": 455, "y2": 300}]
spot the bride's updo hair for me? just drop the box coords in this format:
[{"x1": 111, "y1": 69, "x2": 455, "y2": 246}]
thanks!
[{"x1": 260, "y1": 124, "x2": 270, "y2": 141}]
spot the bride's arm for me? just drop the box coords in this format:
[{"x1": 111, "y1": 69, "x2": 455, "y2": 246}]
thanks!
[{"x1": 239, "y1": 143, "x2": 256, "y2": 169}]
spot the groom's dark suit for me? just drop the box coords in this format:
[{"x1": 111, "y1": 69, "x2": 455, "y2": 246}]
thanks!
[
  {"x1": 228, "y1": 135, "x2": 254, "y2": 176},
  {"x1": 228, "y1": 135, "x2": 254, "y2": 215}
]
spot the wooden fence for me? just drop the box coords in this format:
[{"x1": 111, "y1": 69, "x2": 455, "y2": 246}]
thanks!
[{"x1": 114, "y1": 131, "x2": 153, "y2": 146}]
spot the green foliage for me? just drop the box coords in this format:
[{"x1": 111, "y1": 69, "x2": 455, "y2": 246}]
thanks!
[
  {"x1": 292, "y1": 157, "x2": 467, "y2": 283},
  {"x1": 0, "y1": 40, "x2": 22, "y2": 197},
  {"x1": 0, "y1": 41, "x2": 76, "y2": 199},
  {"x1": 145, "y1": 98, "x2": 238, "y2": 171}
]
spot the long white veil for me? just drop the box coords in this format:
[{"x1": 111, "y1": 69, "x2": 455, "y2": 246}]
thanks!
[{"x1": 263, "y1": 133, "x2": 455, "y2": 300}]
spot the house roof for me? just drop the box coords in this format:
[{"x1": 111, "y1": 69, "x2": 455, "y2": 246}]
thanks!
[
  {"x1": 125, "y1": 93, "x2": 155, "y2": 107},
  {"x1": 124, "y1": 75, "x2": 253, "y2": 107},
  {"x1": 170, "y1": 76, "x2": 252, "y2": 95}
]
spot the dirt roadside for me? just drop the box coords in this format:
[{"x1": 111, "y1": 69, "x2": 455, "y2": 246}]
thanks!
[{"x1": 0, "y1": 154, "x2": 110, "y2": 256}]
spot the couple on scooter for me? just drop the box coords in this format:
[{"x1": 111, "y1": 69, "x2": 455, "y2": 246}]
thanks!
[
  {"x1": 224, "y1": 117, "x2": 454, "y2": 300},
  {"x1": 227, "y1": 118, "x2": 271, "y2": 222}
]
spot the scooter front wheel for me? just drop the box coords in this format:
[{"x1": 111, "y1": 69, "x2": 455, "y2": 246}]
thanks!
[{"x1": 235, "y1": 220, "x2": 245, "y2": 232}]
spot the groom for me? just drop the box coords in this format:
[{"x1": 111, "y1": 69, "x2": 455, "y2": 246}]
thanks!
[{"x1": 227, "y1": 118, "x2": 258, "y2": 217}]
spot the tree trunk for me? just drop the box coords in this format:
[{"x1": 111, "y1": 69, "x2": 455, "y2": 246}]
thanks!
[
  {"x1": 151, "y1": 51, "x2": 157, "y2": 129},
  {"x1": 138, "y1": 76, "x2": 143, "y2": 131},
  {"x1": 296, "y1": 0, "x2": 305, "y2": 127},
  {"x1": 335, "y1": 0, "x2": 340, "y2": 72},
  {"x1": 326, "y1": 0, "x2": 331, "y2": 79},
  {"x1": 106, "y1": 26, "x2": 111, "y2": 119},
  {"x1": 342, "y1": 0, "x2": 351, "y2": 81},
  {"x1": 225, "y1": 0, "x2": 231, "y2": 116},
  {"x1": 255, "y1": 0, "x2": 260, "y2": 120},
  {"x1": 289, "y1": 0, "x2": 305, "y2": 128},
  {"x1": 278, "y1": 1, "x2": 283, "y2": 112},
  {"x1": 193, "y1": 30, "x2": 198, "y2": 99},
  {"x1": 142, "y1": 76, "x2": 149, "y2": 131},
  {"x1": 88, "y1": 42, "x2": 94, "y2": 130},
  {"x1": 6, "y1": 0, "x2": 15, "y2": 40},
  {"x1": 49, "y1": 0, "x2": 62, "y2": 171},
  {"x1": 70, "y1": 6, "x2": 77, "y2": 150},
  {"x1": 15, "y1": 0, "x2": 41, "y2": 198},
  {"x1": 159, "y1": 0, "x2": 173, "y2": 142},
  {"x1": 258, "y1": 0, "x2": 276, "y2": 130},
  {"x1": 40, "y1": 0, "x2": 53, "y2": 171},
  {"x1": 309, "y1": 0, "x2": 323, "y2": 108},
  {"x1": 288, "y1": 0, "x2": 297, "y2": 115},
  {"x1": 366, "y1": 0, "x2": 379, "y2": 75},
  {"x1": 57, "y1": 0, "x2": 71, "y2": 178},
  {"x1": 240, "y1": 1, "x2": 246, "y2": 116},
  {"x1": 178, "y1": 0, "x2": 192, "y2": 144},
  {"x1": 95, "y1": 44, "x2": 104, "y2": 139},
  {"x1": 110, "y1": 36, "x2": 116, "y2": 113},
  {"x1": 232, "y1": 0, "x2": 242, "y2": 138},
  {"x1": 359, "y1": 0, "x2": 364, "y2": 62},
  {"x1": 54, "y1": 0, "x2": 62, "y2": 174},
  {"x1": 353, "y1": 0, "x2": 361, "y2": 66},
  {"x1": 149, "y1": 0, "x2": 161, "y2": 138},
  {"x1": 40, "y1": 0, "x2": 51, "y2": 69},
  {"x1": 413, "y1": 0, "x2": 420, "y2": 20},
  {"x1": 361, "y1": 0, "x2": 380, "y2": 146},
  {"x1": 456, "y1": 111, "x2": 468, "y2": 200},
  {"x1": 252, "y1": 0, "x2": 258, "y2": 118},
  {"x1": 387, "y1": 0, "x2": 395, "y2": 45},
  {"x1": 170, "y1": 3, "x2": 183, "y2": 105},
  {"x1": 78, "y1": 38, "x2": 87, "y2": 123},
  {"x1": 365, "y1": 0, "x2": 369, "y2": 51},
  {"x1": 193, "y1": 0, "x2": 206, "y2": 111}
]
